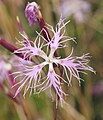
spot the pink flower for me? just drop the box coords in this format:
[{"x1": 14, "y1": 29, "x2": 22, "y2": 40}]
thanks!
[{"x1": 13, "y1": 17, "x2": 95, "y2": 105}]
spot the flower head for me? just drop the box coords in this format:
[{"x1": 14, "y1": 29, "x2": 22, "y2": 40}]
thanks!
[
  {"x1": 13, "y1": 17, "x2": 95, "y2": 105},
  {"x1": 25, "y1": 2, "x2": 40, "y2": 26}
]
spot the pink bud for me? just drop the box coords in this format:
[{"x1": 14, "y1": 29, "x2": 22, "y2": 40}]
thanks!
[{"x1": 25, "y1": 2, "x2": 40, "y2": 26}]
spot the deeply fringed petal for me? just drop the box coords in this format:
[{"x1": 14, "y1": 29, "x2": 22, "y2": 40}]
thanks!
[{"x1": 55, "y1": 53, "x2": 95, "y2": 85}]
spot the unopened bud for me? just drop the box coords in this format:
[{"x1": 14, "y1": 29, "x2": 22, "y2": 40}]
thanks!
[{"x1": 25, "y1": 2, "x2": 41, "y2": 26}]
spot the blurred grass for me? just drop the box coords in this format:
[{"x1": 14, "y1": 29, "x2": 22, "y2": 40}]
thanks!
[{"x1": 0, "y1": 0, "x2": 103, "y2": 120}]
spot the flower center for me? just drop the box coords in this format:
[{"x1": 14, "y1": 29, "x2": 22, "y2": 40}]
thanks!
[{"x1": 46, "y1": 56, "x2": 54, "y2": 64}]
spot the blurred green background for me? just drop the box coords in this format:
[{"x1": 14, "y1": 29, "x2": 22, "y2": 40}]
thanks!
[{"x1": 0, "y1": 0, "x2": 103, "y2": 120}]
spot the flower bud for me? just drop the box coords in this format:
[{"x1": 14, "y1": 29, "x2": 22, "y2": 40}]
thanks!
[{"x1": 25, "y1": 2, "x2": 40, "y2": 26}]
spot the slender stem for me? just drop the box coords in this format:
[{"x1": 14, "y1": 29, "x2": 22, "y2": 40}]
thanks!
[
  {"x1": 54, "y1": 95, "x2": 59, "y2": 120},
  {"x1": 0, "y1": 81, "x2": 19, "y2": 104},
  {"x1": 0, "y1": 38, "x2": 24, "y2": 58},
  {"x1": 0, "y1": 38, "x2": 34, "y2": 62},
  {"x1": 16, "y1": 16, "x2": 24, "y2": 33},
  {"x1": 0, "y1": 82, "x2": 4, "y2": 90},
  {"x1": 54, "y1": 65, "x2": 63, "y2": 120},
  {"x1": 18, "y1": 95, "x2": 29, "y2": 120},
  {"x1": 8, "y1": 70, "x2": 16, "y2": 86},
  {"x1": 54, "y1": 108, "x2": 58, "y2": 120},
  {"x1": 37, "y1": 18, "x2": 51, "y2": 42},
  {"x1": 7, "y1": 92, "x2": 20, "y2": 104}
]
